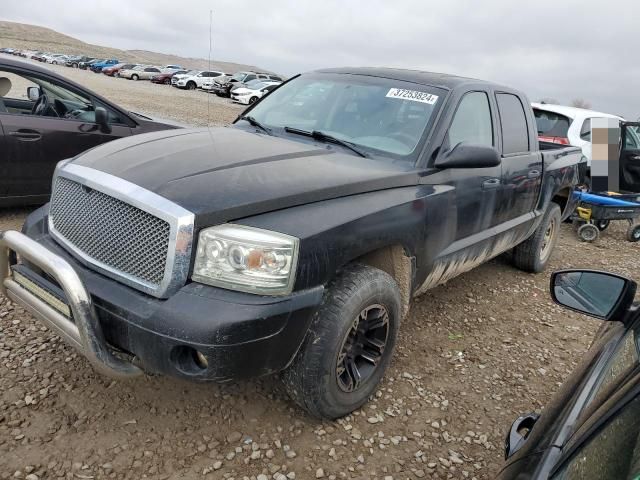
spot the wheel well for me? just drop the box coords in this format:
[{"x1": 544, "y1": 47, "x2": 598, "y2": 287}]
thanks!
[
  {"x1": 356, "y1": 245, "x2": 413, "y2": 317},
  {"x1": 552, "y1": 188, "x2": 571, "y2": 216}
]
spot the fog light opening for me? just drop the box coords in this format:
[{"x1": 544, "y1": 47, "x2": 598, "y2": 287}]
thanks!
[
  {"x1": 194, "y1": 350, "x2": 208, "y2": 369},
  {"x1": 171, "y1": 346, "x2": 209, "y2": 374}
]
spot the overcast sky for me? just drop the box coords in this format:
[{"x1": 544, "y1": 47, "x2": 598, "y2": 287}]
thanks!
[{"x1": 2, "y1": 0, "x2": 638, "y2": 118}]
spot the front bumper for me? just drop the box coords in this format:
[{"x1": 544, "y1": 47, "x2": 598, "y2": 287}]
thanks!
[
  {"x1": 1, "y1": 217, "x2": 323, "y2": 382},
  {"x1": 231, "y1": 94, "x2": 250, "y2": 105}
]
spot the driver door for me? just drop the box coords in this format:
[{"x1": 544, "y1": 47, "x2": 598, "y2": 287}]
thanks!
[{"x1": 0, "y1": 67, "x2": 132, "y2": 204}]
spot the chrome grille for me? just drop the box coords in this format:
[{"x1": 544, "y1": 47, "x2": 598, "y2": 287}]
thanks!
[{"x1": 50, "y1": 176, "x2": 171, "y2": 286}]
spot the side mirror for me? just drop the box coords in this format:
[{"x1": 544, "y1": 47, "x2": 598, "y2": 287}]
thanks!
[
  {"x1": 551, "y1": 270, "x2": 637, "y2": 322},
  {"x1": 434, "y1": 143, "x2": 501, "y2": 169},
  {"x1": 27, "y1": 86, "x2": 41, "y2": 102},
  {"x1": 94, "y1": 106, "x2": 112, "y2": 134}
]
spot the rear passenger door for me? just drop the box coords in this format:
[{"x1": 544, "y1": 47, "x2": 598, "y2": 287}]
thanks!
[{"x1": 495, "y1": 92, "x2": 542, "y2": 227}]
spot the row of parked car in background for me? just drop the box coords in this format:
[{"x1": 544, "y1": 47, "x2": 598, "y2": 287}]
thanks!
[{"x1": 0, "y1": 47, "x2": 285, "y2": 106}]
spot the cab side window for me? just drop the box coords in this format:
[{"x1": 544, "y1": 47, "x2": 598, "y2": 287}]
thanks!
[{"x1": 447, "y1": 91, "x2": 493, "y2": 148}]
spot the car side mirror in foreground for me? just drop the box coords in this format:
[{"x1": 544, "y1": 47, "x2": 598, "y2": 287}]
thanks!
[
  {"x1": 434, "y1": 143, "x2": 501, "y2": 169},
  {"x1": 551, "y1": 270, "x2": 637, "y2": 322},
  {"x1": 94, "y1": 106, "x2": 112, "y2": 134},
  {"x1": 27, "y1": 86, "x2": 41, "y2": 102}
]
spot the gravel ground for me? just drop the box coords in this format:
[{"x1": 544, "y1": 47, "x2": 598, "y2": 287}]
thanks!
[{"x1": 1, "y1": 59, "x2": 639, "y2": 479}]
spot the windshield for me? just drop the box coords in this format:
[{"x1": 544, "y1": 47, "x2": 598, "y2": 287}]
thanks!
[
  {"x1": 231, "y1": 72, "x2": 248, "y2": 81},
  {"x1": 246, "y1": 73, "x2": 445, "y2": 160}
]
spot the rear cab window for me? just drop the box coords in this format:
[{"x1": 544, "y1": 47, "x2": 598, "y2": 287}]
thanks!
[{"x1": 496, "y1": 93, "x2": 530, "y2": 154}]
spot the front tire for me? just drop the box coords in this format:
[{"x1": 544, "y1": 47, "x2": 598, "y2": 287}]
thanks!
[
  {"x1": 187, "y1": 81, "x2": 197, "y2": 90},
  {"x1": 132, "y1": 74, "x2": 139, "y2": 81},
  {"x1": 249, "y1": 96, "x2": 258, "y2": 104},
  {"x1": 512, "y1": 202, "x2": 561, "y2": 273},
  {"x1": 282, "y1": 264, "x2": 401, "y2": 419}
]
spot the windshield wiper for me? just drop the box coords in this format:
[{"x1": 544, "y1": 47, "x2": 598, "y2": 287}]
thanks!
[
  {"x1": 284, "y1": 127, "x2": 367, "y2": 158},
  {"x1": 239, "y1": 115, "x2": 271, "y2": 135}
]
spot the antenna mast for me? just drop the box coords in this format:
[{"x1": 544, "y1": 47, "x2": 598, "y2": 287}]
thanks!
[{"x1": 207, "y1": 9, "x2": 213, "y2": 127}]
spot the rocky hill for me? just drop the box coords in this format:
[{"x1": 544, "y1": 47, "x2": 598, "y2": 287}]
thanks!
[{"x1": 0, "y1": 20, "x2": 270, "y2": 73}]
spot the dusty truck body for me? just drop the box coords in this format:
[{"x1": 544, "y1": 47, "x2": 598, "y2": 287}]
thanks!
[{"x1": 0, "y1": 68, "x2": 585, "y2": 418}]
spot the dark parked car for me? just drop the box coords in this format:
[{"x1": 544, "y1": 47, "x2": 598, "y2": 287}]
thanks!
[
  {"x1": 0, "y1": 68, "x2": 584, "y2": 419},
  {"x1": 66, "y1": 56, "x2": 94, "y2": 68},
  {"x1": 500, "y1": 269, "x2": 640, "y2": 480},
  {"x1": 151, "y1": 70, "x2": 187, "y2": 84},
  {"x1": 32, "y1": 52, "x2": 48, "y2": 62},
  {"x1": 0, "y1": 57, "x2": 181, "y2": 206}
]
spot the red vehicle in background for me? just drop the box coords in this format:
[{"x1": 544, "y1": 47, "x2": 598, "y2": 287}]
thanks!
[
  {"x1": 102, "y1": 63, "x2": 137, "y2": 77},
  {"x1": 151, "y1": 70, "x2": 187, "y2": 85}
]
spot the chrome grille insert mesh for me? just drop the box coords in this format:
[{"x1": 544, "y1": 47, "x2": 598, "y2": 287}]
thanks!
[{"x1": 50, "y1": 176, "x2": 171, "y2": 286}]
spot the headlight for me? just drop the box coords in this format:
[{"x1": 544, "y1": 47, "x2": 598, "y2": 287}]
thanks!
[{"x1": 192, "y1": 224, "x2": 299, "y2": 295}]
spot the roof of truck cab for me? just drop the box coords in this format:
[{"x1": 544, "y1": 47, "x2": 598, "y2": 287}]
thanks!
[{"x1": 314, "y1": 67, "x2": 502, "y2": 90}]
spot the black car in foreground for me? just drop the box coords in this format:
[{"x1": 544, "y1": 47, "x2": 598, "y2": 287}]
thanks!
[
  {"x1": 0, "y1": 57, "x2": 181, "y2": 206},
  {"x1": 500, "y1": 270, "x2": 640, "y2": 479},
  {"x1": 0, "y1": 68, "x2": 584, "y2": 419}
]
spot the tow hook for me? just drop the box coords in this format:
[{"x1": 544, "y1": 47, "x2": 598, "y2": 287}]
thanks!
[{"x1": 505, "y1": 412, "x2": 540, "y2": 459}]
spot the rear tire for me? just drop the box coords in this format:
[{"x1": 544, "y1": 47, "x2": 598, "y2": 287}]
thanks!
[
  {"x1": 512, "y1": 202, "x2": 561, "y2": 273},
  {"x1": 626, "y1": 224, "x2": 640, "y2": 242},
  {"x1": 282, "y1": 264, "x2": 401, "y2": 419},
  {"x1": 596, "y1": 220, "x2": 610, "y2": 231},
  {"x1": 578, "y1": 223, "x2": 599, "y2": 242}
]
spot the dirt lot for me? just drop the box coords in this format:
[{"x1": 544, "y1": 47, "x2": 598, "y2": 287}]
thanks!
[
  {"x1": 1, "y1": 60, "x2": 639, "y2": 480},
  {"x1": 1, "y1": 56, "x2": 245, "y2": 127}
]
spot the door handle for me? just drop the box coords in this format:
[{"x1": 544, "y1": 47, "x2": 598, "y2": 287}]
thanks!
[
  {"x1": 482, "y1": 178, "x2": 501, "y2": 189},
  {"x1": 630, "y1": 155, "x2": 640, "y2": 161},
  {"x1": 9, "y1": 130, "x2": 42, "y2": 141},
  {"x1": 528, "y1": 170, "x2": 541, "y2": 178}
]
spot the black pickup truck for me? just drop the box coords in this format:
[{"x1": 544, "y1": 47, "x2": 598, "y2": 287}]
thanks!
[{"x1": 0, "y1": 68, "x2": 585, "y2": 419}]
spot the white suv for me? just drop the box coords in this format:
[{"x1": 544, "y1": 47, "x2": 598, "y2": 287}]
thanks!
[
  {"x1": 173, "y1": 70, "x2": 224, "y2": 90},
  {"x1": 532, "y1": 103, "x2": 624, "y2": 169}
]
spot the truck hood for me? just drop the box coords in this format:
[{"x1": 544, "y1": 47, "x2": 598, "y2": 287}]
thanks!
[{"x1": 70, "y1": 127, "x2": 419, "y2": 227}]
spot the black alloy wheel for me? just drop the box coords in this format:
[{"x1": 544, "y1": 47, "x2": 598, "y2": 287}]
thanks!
[{"x1": 336, "y1": 304, "x2": 389, "y2": 393}]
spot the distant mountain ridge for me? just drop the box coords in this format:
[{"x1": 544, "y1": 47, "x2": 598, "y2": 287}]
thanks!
[{"x1": 0, "y1": 20, "x2": 272, "y2": 74}]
